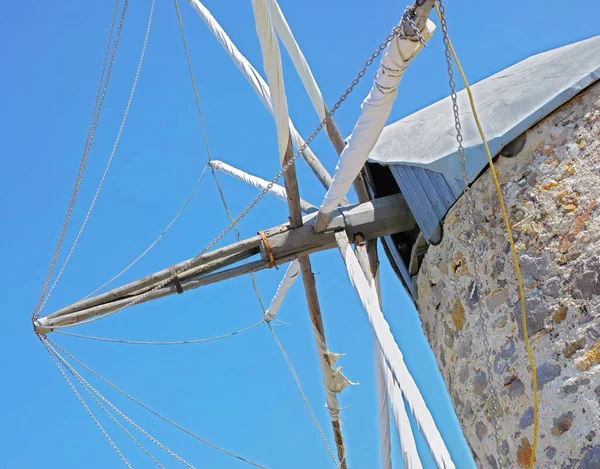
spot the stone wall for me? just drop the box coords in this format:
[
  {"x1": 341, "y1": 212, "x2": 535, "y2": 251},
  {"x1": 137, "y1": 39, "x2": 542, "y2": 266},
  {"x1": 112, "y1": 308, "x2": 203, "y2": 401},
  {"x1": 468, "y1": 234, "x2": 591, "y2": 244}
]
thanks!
[{"x1": 416, "y1": 81, "x2": 600, "y2": 468}]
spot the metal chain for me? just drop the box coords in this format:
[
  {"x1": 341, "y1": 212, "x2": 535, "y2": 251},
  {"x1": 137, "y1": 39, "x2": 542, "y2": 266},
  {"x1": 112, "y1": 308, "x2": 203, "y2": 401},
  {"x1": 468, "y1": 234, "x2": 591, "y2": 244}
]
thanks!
[
  {"x1": 45, "y1": 12, "x2": 413, "y2": 331},
  {"x1": 173, "y1": 0, "x2": 267, "y2": 314},
  {"x1": 436, "y1": 1, "x2": 505, "y2": 466},
  {"x1": 45, "y1": 340, "x2": 198, "y2": 469},
  {"x1": 47, "y1": 339, "x2": 270, "y2": 469},
  {"x1": 81, "y1": 164, "x2": 209, "y2": 301},
  {"x1": 32, "y1": 0, "x2": 126, "y2": 321},
  {"x1": 268, "y1": 325, "x2": 340, "y2": 468},
  {"x1": 41, "y1": 0, "x2": 155, "y2": 313},
  {"x1": 41, "y1": 339, "x2": 133, "y2": 468},
  {"x1": 54, "y1": 318, "x2": 265, "y2": 345},
  {"x1": 57, "y1": 347, "x2": 166, "y2": 469}
]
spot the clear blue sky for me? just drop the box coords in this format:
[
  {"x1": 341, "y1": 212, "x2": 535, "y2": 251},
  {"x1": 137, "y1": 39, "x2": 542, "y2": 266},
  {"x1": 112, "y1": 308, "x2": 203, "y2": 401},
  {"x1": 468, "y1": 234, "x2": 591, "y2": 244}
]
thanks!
[{"x1": 1, "y1": 1, "x2": 598, "y2": 468}]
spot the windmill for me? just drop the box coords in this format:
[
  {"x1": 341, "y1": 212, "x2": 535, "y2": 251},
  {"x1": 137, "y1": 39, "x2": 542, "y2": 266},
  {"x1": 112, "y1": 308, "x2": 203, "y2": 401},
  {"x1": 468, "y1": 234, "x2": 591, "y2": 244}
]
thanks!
[{"x1": 33, "y1": 0, "x2": 599, "y2": 467}]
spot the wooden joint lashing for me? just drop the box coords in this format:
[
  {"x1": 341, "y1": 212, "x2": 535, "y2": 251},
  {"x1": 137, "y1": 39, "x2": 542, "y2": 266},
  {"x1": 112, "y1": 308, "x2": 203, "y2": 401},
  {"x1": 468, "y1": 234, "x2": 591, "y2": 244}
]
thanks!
[
  {"x1": 169, "y1": 266, "x2": 184, "y2": 294},
  {"x1": 258, "y1": 230, "x2": 275, "y2": 268}
]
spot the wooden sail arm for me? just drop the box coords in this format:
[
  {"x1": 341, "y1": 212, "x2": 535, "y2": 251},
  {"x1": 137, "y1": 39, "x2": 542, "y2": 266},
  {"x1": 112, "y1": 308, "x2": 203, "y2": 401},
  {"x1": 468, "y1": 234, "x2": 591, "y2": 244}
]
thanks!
[{"x1": 34, "y1": 194, "x2": 415, "y2": 334}]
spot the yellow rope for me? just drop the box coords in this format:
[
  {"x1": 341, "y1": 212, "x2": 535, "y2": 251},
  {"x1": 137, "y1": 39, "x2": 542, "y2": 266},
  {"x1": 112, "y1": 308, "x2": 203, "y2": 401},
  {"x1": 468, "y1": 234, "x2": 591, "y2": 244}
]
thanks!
[{"x1": 434, "y1": 4, "x2": 538, "y2": 467}]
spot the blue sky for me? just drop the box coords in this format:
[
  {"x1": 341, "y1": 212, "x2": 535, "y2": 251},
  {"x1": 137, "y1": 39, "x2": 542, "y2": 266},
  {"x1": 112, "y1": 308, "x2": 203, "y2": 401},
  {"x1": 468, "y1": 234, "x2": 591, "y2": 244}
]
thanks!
[{"x1": 1, "y1": 1, "x2": 598, "y2": 468}]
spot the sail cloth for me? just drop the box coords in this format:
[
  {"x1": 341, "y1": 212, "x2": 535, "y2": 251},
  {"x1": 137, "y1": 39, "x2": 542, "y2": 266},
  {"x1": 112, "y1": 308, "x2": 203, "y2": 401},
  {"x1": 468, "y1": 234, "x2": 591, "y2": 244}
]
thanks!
[
  {"x1": 315, "y1": 19, "x2": 437, "y2": 230},
  {"x1": 209, "y1": 160, "x2": 315, "y2": 214},
  {"x1": 264, "y1": 259, "x2": 301, "y2": 321},
  {"x1": 336, "y1": 234, "x2": 455, "y2": 469},
  {"x1": 264, "y1": 0, "x2": 327, "y2": 124},
  {"x1": 251, "y1": 0, "x2": 290, "y2": 163},
  {"x1": 250, "y1": 0, "x2": 354, "y2": 431},
  {"x1": 188, "y1": 0, "x2": 317, "y2": 166}
]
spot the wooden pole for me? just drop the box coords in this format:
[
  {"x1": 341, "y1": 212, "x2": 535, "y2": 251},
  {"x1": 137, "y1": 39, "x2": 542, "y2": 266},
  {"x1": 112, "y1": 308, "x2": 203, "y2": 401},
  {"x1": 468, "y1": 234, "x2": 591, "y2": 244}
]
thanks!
[
  {"x1": 35, "y1": 195, "x2": 415, "y2": 333},
  {"x1": 45, "y1": 237, "x2": 262, "y2": 321},
  {"x1": 280, "y1": 137, "x2": 348, "y2": 469}
]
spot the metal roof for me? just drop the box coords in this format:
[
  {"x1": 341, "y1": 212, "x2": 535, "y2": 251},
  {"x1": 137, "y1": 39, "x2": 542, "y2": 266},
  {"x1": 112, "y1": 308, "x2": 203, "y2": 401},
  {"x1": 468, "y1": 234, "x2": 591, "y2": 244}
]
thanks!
[{"x1": 369, "y1": 35, "x2": 600, "y2": 183}]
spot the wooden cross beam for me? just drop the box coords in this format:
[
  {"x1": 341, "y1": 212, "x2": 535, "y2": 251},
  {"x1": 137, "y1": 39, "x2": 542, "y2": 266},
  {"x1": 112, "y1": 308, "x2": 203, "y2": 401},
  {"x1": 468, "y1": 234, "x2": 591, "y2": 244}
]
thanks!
[{"x1": 33, "y1": 193, "x2": 415, "y2": 333}]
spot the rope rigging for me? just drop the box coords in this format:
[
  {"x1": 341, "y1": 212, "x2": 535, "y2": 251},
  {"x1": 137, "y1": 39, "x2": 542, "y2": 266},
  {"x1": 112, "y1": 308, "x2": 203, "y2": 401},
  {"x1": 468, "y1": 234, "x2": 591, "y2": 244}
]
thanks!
[
  {"x1": 32, "y1": 0, "x2": 128, "y2": 322},
  {"x1": 435, "y1": 1, "x2": 539, "y2": 466}
]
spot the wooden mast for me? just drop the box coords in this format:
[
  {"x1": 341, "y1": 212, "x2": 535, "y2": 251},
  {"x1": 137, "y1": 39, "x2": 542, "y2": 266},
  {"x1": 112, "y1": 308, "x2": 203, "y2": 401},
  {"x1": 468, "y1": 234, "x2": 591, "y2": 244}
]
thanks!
[{"x1": 280, "y1": 137, "x2": 348, "y2": 468}]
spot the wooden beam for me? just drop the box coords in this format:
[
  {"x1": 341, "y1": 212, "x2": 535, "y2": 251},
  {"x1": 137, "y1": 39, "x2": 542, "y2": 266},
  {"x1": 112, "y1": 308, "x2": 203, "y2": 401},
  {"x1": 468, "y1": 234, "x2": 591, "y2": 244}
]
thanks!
[
  {"x1": 45, "y1": 237, "x2": 262, "y2": 321},
  {"x1": 279, "y1": 137, "x2": 348, "y2": 468},
  {"x1": 35, "y1": 195, "x2": 414, "y2": 333}
]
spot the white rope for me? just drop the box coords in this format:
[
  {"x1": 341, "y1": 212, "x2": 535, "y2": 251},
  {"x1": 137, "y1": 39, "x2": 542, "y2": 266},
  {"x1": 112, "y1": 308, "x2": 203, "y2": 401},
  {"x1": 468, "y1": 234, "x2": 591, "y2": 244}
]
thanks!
[
  {"x1": 40, "y1": 0, "x2": 154, "y2": 312},
  {"x1": 32, "y1": 0, "x2": 126, "y2": 321},
  {"x1": 42, "y1": 340, "x2": 133, "y2": 468},
  {"x1": 47, "y1": 339, "x2": 270, "y2": 468},
  {"x1": 81, "y1": 164, "x2": 209, "y2": 301},
  {"x1": 54, "y1": 318, "x2": 264, "y2": 345}
]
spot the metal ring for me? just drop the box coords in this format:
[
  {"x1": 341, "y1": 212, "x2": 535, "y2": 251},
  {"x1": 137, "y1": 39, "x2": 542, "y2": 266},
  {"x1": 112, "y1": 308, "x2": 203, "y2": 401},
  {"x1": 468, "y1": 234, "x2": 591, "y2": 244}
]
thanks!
[{"x1": 258, "y1": 231, "x2": 275, "y2": 268}]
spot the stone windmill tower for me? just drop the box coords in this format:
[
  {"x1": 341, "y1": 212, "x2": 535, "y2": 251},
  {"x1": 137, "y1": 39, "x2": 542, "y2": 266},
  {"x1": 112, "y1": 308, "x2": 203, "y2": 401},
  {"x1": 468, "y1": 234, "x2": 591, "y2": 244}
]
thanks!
[{"x1": 365, "y1": 35, "x2": 600, "y2": 468}]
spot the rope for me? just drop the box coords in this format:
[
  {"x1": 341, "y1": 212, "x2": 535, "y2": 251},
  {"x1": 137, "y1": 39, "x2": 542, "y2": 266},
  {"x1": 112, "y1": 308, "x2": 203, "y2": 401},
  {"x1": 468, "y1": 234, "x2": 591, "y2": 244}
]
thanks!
[
  {"x1": 81, "y1": 164, "x2": 209, "y2": 300},
  {"x1": 32, "y1": 0, "x2": 127, "y2": 321},
  {"x1": 40, "y1": 0, "x2": 155, "y2": 312},
  {"x1": 41, "y1": 339, "x2": 133, "y2": 468},
  {"x1": 45, "y1": 339, "x2": 198, "y2": 469},
  {"x1": 47, "y1": 339, "x2": 270, "y2": 469},
  {"x1": 54, "y1": 318, "x2": 265, "y2": 345},
  {"x1": 267, "y1": 324, "x2": 340, "y2": 468},
  {"x1": 434, "y1": 3, "x2": 538, "y2": 467}
]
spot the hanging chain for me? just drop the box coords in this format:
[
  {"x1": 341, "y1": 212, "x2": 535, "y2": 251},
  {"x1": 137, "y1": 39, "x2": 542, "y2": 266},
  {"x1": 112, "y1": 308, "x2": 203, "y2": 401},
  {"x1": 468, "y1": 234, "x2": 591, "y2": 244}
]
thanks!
[
  {"x1": 436, "y1": 1, "x2": 505, "y2": 466},
  {"x1": 54, "y1": 318, "x2": 265, "y2": 345},
  {"x1": 268, "y1": 324, "x2": 340, "y2": 468},
  {"x1": 32, "y1": 0, "x2": 127, "y2": 322},
  {"x1": 41, "y1": 339, "x2": 134, "y2": 468},
  {"x1": 44, "y1": 10, "x2": 416, "y2": 331},
  {"x1": 40, "y1": 0, "x2": 155, "y2": 313},
  {"x1": 47, "y1": 339, "x2": 270, "y2": 469},
  {"x1": 81, "y1": 164, "x2": 209, "y2": 301}
]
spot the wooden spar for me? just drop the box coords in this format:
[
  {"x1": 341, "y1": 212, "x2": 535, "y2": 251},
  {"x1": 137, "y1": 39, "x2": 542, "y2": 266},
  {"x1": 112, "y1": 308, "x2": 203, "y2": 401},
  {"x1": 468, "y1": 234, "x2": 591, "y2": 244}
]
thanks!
[
  {"x1": 34, "y1": 194, "x2": 416, "y2": 333},
  {"x1": 209, "y1": 160, "x2": 316, "y2": 214},
  {"x1": 279, "y1": 136, "x2": 348, "y2": 469},
  {"x1": 44, "y1": 237, "x2": 262, "y2": 321}
]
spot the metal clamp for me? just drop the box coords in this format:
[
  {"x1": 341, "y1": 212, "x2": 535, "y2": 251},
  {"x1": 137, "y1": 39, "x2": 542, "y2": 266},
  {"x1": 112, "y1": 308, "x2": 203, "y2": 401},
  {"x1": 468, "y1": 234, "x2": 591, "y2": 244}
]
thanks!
[
  {"x1": 258, "y1": 231, "x2": 276, "y2": 268},
  {"x1": 169, "y1": 266, "x2": 184, "y2": 294}
]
